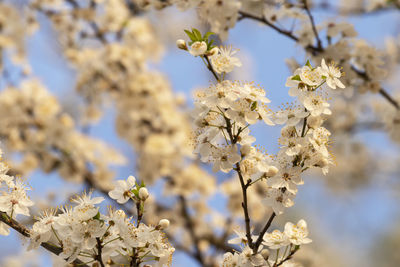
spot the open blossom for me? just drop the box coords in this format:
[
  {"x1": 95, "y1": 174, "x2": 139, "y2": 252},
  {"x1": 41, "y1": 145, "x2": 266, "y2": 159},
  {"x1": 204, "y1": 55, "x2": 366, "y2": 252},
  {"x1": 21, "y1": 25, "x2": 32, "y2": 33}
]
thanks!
[
  {"x1": 274, "y1": 106, "x2": 309, "y2": 126},
  {"x1": 301, "y1": 93, "x2": 331, "y2": 117},
  {"x1": 263, "y1": 187, "x2": 295, "y2": 215},
  {"x1": 228, "y1": 228, "x2": 258, "y2": 245},
  {"x1": 211, "y1": 145, "x2": 241, "y2": 173},
  {"x1": 108, "y1": 175, "x2": 136, "y2": 204},
  {"x1": 71, "y1": 192, "x2": 104, "y2": 221},
  {"x1": 0, "y1": 180, "x2": 34, "y2": 217},
  {"x1": 268, "y1": 166, "x2": 303, "y2": 194},
  {"x1": 210, "y1": 46, "x2": 242, "y2": 74},
  {"x1": 29, "y1": 209, "x2": 57, "y2": 250},
  {"x1": 225, "y1": 99, "x2": 260, "y2": 127},
  {"x1": 319, "y1": 59, "x2": 345, "y2": 89},
  {"x1": 263, "y1": 229, "x2": 290, "y2": 249},
  {"x1": 189, "y1": 41, "x2": 207, "y2": 56},
  {"x1": 222, "y1": 246, "x2": 266, "y2": 267},
  {"x1": 284, "y1": 219, "x2": 312, "y2": 245},
  {"x1": 299, "y1": 64, "x2": 324, "y2": 86}
]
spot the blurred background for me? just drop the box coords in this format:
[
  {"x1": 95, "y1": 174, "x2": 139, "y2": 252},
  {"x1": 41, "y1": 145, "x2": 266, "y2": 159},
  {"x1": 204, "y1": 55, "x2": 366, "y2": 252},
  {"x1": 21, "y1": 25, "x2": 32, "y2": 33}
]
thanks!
[{"x1": 0, "y1": 0, "x2": 400, "y2": 266}]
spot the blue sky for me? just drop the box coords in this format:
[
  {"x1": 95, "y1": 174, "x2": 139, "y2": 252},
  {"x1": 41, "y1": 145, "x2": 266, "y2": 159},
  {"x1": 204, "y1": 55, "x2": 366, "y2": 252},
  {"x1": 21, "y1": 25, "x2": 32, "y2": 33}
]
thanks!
[{"x1": 1, "y1": 4, "x2": 400, "y2": 267}]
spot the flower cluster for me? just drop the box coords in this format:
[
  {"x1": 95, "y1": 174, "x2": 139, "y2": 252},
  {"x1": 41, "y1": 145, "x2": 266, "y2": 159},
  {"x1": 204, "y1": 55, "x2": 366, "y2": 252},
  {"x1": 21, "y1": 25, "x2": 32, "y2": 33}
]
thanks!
[
  {"x1": 222, "y1": 220, "x2": 311, "y2": 267},
  {"x1": 0, "y1": 155, "x2": 34, "y2": 235},
  {"x1": 263, "y1": 59, "x2": 345, "y2": 214},
  {"x1": 180, "y1": 28, "x2": 345, "y2": 267},
  {"x1": 0, "y1": 80, "x2": 125, "y2": 190},
  {"x1": 192, "y1": 79, "x2": 276, "y2": 174},
  {"x1": 29, "y1": 177, "x2": 174, "y2": 266}
]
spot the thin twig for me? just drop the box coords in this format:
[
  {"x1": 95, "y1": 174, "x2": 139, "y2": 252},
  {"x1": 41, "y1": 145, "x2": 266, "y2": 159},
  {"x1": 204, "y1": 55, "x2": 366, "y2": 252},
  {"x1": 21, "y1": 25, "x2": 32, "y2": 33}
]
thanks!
[
  {"x1": 302, "y1": 0, "x2": 323, "y2": 49},
  {"x1": 204, "y1": 55, "x2": 220, "y2": 82},
  {"x1": 275, "y1": 246, "x2": 300, "y2": 266},
  {"x1": 239, "y1": 10, "x2": 399, "y2": 110}
]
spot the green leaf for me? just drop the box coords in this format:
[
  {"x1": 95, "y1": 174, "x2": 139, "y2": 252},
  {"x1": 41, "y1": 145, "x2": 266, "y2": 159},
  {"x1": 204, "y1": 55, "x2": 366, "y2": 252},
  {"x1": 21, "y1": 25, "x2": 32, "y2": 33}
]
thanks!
[
  {"x1": 184, "y1": 30, "x2": 196, "y2": 42},
  {"x1": 305, "y1": 60, "x2": 312, "y2": 68},
  {"x1": 203, "y1": 31, "x2": 215, "y2": 39},
  {"x1": 206, "y1": 39, "x2": 215, "y2": 50},
  {"x1": 291, "y1": 75, "x2": 301, "y2": 81},
  {"x1": 251, "y1": 101, "x2": 258, "y2": 111},
  {"x1": 93, "y1": 211, "x2": 101, "y2": 220},
  {"x1": 132, "y1": 188, "x2": 139, "y2": 198},
  {"x1": 192, "y1": 28, "x2": 202, "y2": 40}
]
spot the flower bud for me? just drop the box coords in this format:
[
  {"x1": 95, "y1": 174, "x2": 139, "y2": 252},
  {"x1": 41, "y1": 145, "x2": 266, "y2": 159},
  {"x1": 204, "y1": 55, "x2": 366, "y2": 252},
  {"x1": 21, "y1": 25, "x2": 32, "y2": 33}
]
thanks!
[
  {"x1": 261, "y1": 249, "x2": 270, "y2": 260},
  {"x1": 265, "y1": 166, "x2": 279, "y2": 177},
  {"x1": 158, "y1": 219, "x2": 170, "y2": 230},
  {"x1": 138, "y1": 187, "x2": 149, "y2": 200},
  {"x1": 206, "y1": 47, "x2": 219, "y2": 56},
  {"x1": 307, "y1": 115, "x2": 323, "y2": 129},
  {"x1": 189, "y1": 41, "x2": 207, "y2": 56},
  {"x1": 176, "y1": 39, "x2": 187, "y2": 50}
]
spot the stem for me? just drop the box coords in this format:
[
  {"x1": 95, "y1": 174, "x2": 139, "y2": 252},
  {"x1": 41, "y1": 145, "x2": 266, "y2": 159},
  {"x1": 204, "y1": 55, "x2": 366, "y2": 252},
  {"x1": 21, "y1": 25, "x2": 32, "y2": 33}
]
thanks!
[
  {"x1": 96, "y1": 238, "x2": 105, "y2": 267},
  {"x1": 224, "y1": 116, "x2": 253, "y2": 247},
  {"x1": 275, "y1": 245, "x2": 300, "y2": 266},
  {"x1": 274, "y1": 249, "x2": 280, "y2": 266},
  {"x1": 203, "y1": 55, "x2": 220, "y2": 82},
  {"x1": 136, "y1": 201, "x2": 143, "y2": 226},
  {"x1": 252, "y1": 212, "x2": 276, "y2": 253},
  {"x1": 300, "y1": 111, "x2": 308, "y2": 137}
]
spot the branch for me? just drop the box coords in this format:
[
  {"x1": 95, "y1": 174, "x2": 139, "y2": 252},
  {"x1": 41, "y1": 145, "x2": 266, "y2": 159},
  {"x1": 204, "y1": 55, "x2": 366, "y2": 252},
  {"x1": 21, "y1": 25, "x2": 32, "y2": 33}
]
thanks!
[
  {"x1": 238, "y1": 11, "x2": 298, "y2": 42},
  {"x1": 238, "y1": 10, "x2": 399, "y2": 110},
  {"x1": 252, "y1": 212, "x2": 276, "y2": 253},
  {"x1": 302, "y1": 0, "x2": 323, "y2": 50},
  {"x1": 351, "y1": 66, "x2": 400, "y2": 110},
  {"x1": 238, "y1": 11, "x2": 322, "y2": 54},
  {"x1": 0, "y1": 211, "x2": 88, "y2": 267},
  {"x1": 96, "y1": 238, "x2": 105, "y2": 267},
  {"x1": 178, "y1": 195, "x2": 207, "y2": 266},
  {"x1": 222, "y1": 115, "x2": 253, "y2": 247}
]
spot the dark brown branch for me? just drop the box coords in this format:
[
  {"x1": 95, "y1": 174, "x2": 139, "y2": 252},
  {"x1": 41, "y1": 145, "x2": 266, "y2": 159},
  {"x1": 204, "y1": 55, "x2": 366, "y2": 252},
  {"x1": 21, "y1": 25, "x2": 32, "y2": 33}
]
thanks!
[
  {"x1": 239, "y1": 10, "x2": 399, "y2": 110},
  {"x1": 379, "y1": 88, "x2": 400, "y2": 110},
  {"x1": 303, "y1": 0, "x2": 323, "y2": 50},
  {"x1": 96, "y1": 238, "x2": 105, "y2": 267},
  {"x1": 223, "y1": 116, "x2": 253, "y2": 247},
  {"x1": 238, "y1": 11, "x2": 322, "y2": 54},
  {"x1": 0, "y1": 211, "x2": 88, "y2": 267},
  {"x1": 238, "y1": 11, "x2": 299, "y2": 42},
  {"x1": 252, "y1": 212, "x2": 276, "y2": 253}
]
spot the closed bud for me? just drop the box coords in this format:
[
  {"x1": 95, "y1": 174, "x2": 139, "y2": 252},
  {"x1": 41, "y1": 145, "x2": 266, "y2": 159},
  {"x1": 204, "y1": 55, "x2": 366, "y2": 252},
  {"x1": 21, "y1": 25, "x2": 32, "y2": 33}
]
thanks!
[
  {"x1": 307, "y1": 115, "x2": 323, "y2": 129},
  {"x1": 138, "y1": 187, "x2": 149, "y2": 200},
  {"x1": 158, "y1": 219, "x2": 170, "y2": 229},
  {"x1": 265, "y1": 166, "x2": 279, "y2": 177},
  {"x1": 206, "y1": 47, "x2": 219, "y2": 56},
  {"x1": 176, "y1": 39, "x2": 187, "y2": 50},
  {"x1": 261, "y1": 249, "x2": 270, "y2": 260}
]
